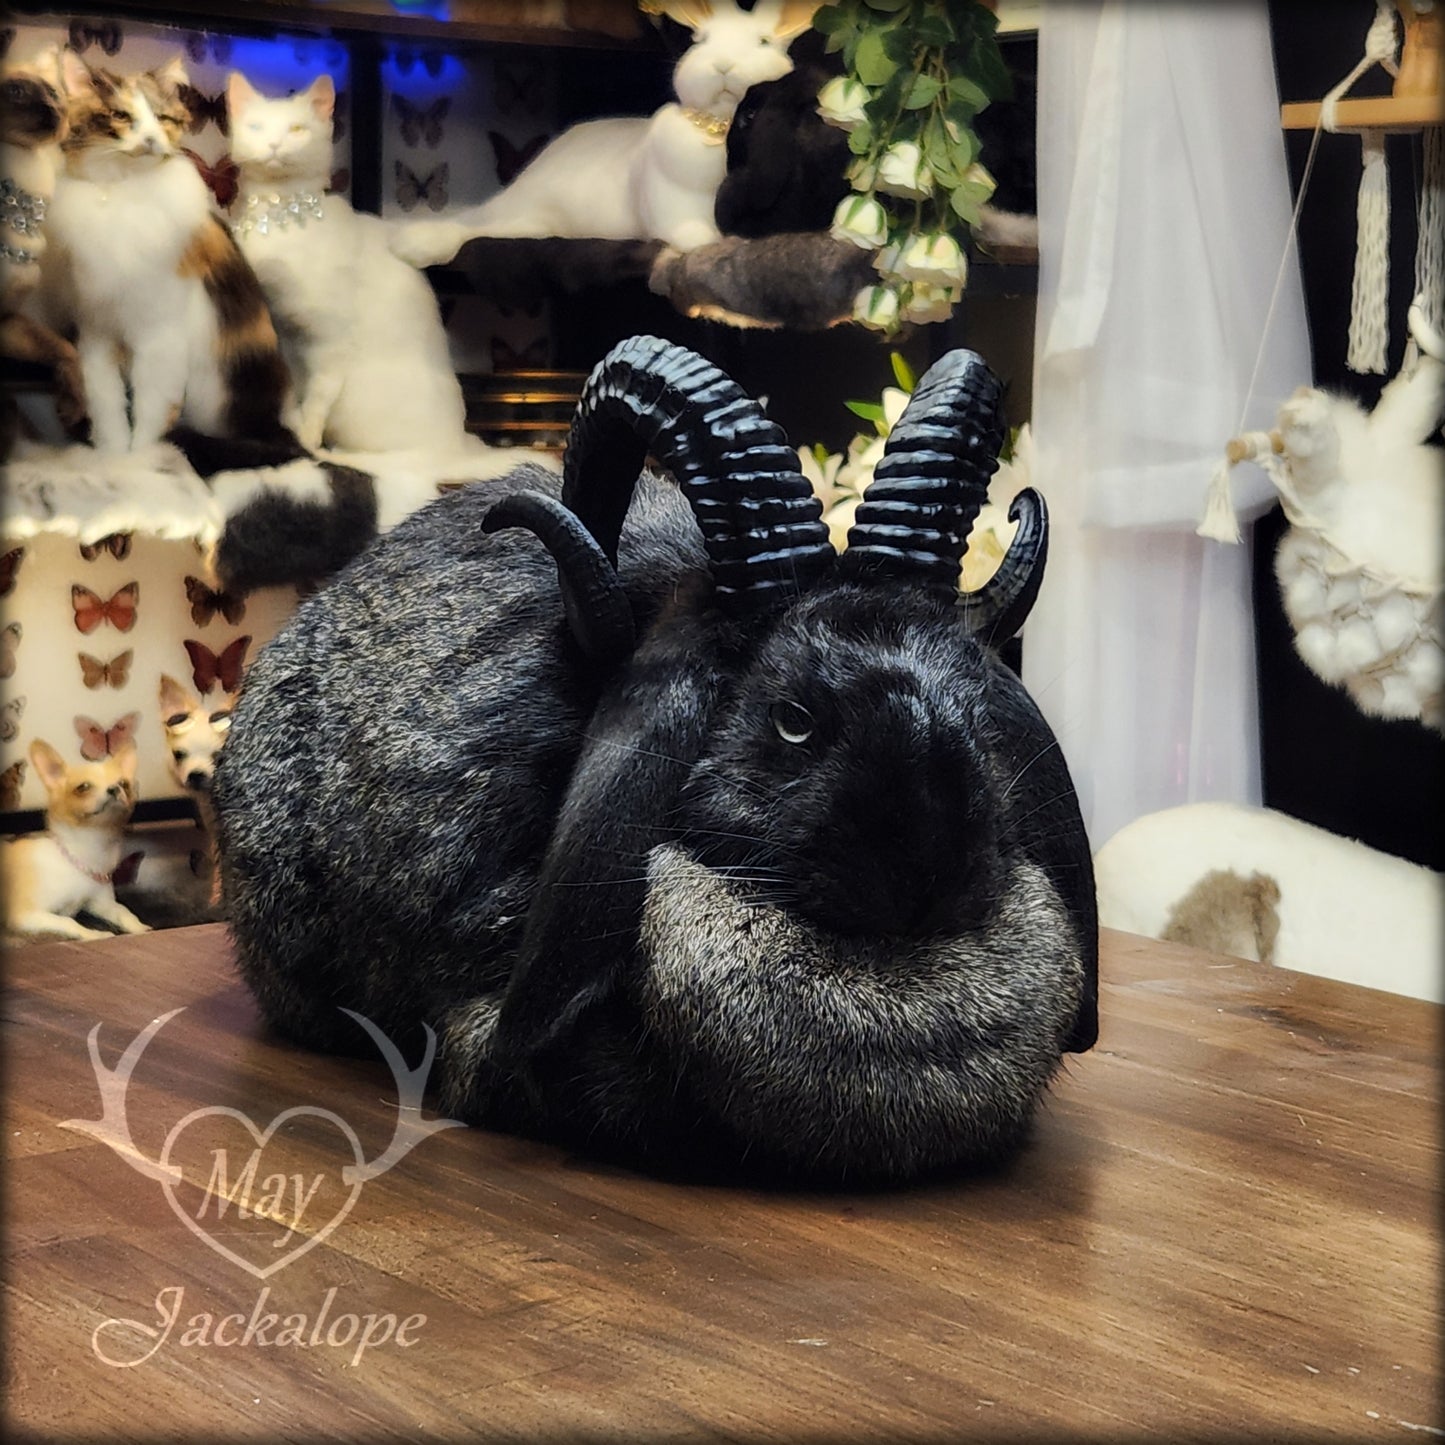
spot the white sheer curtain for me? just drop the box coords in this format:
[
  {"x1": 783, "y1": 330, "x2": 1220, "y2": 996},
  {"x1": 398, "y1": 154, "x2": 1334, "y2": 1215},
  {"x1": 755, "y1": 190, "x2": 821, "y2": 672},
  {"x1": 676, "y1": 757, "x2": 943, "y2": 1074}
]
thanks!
[{"x1": 1024, "y1": 0, "x2": 1312, "y2": 849}]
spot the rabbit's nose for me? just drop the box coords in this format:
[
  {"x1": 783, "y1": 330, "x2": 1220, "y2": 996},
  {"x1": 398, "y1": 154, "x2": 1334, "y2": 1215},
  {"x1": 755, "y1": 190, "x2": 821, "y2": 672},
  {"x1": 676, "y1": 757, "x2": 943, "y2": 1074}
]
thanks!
[{"x1": 714, "y1": 58, "x2": 735, "y2": 74}]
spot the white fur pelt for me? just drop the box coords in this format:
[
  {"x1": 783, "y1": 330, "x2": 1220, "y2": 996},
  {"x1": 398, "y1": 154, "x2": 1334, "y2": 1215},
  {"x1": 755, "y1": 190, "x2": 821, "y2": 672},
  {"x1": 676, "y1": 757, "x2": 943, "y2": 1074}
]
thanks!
[
  {"x1": 228, "y1": 73, "x2": 476, "y2": 454},
  {"x1": 390, "y1": 0, "x2": 812, "y2": 268},
  {"x1": 1094, "y1": 802, "x2": 1443, "y2": 1003},
  {"x1": 1270, "y1": 303, "x2": 1444, "y2": 730}
]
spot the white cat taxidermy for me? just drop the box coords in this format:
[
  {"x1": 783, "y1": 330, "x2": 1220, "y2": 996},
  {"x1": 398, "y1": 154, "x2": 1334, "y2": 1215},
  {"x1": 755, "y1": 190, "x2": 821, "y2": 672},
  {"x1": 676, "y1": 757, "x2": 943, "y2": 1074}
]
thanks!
[
  {"x1": 228, "y1": 71, "x2": 480, "y2": 454},
  {"x1": 1, "y1": 739, "x2": 151, "y2": 941},
  {"x1": 391, "y1": 0, "x2": 817, "y2": 269},
  {"x1": 38, "y1": 53, "x2": 294, "y2": 452},
  {"x1": 1203, "y1": 300, "x2": 1444, "y2": 731}
]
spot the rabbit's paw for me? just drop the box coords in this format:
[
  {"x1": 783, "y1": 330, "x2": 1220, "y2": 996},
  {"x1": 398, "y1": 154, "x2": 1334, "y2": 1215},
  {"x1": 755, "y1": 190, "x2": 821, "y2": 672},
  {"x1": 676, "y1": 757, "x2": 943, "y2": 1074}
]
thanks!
[{"x1": 390, "y1": 219, "x2": 469, "y2": 269}]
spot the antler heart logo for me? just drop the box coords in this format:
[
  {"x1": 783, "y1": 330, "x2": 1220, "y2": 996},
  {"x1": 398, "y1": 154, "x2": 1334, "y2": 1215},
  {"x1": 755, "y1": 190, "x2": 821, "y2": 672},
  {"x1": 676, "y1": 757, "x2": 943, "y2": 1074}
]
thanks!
[
  {"x1": 63, "y1": 1008, "x2": 465, "y2": 1277},
  {"x1": 159, "y1": 1106, "x2": 365, "y2": 1279}
]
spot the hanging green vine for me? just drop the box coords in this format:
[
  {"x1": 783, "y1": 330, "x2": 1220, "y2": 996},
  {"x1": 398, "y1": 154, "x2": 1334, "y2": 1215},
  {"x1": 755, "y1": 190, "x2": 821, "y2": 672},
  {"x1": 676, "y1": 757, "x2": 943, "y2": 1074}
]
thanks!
[{"x1": 815, "y1": 0, "x2": 1013, "y2": 333}]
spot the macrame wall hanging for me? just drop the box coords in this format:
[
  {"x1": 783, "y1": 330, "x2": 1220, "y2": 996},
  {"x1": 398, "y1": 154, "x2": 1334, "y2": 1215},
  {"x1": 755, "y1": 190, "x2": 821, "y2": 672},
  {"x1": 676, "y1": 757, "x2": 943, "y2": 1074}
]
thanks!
[{"x1": 1197, "y1": 0, "x2": 1444, "y2": 733}]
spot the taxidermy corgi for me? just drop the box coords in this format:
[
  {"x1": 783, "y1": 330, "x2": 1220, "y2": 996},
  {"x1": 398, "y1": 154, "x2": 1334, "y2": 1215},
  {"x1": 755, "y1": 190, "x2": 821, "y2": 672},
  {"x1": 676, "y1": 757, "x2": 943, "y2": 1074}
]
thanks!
[
  {"x1": 1, "y1": 739, "x2": 151, "y2": 940},
  {"x1": 1, "y1": 41, "x2": 86, "y2": 428},
  {"x1": 37, "y1": 52, "x2": 294, "y2": 452}
]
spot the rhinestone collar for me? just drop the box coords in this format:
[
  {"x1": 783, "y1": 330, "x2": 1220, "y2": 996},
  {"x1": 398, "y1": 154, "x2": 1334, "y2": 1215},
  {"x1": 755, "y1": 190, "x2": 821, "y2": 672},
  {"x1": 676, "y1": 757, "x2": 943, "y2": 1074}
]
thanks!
[
  {"x1": 1, "y1": 176, "x2": 47, "y2": 237},
  {"x1": 681, "y1": 107, "x2": 730, "y2": 143},
  {"x1": 234, "y1": 188, "x2": 327, "y2": 237}
]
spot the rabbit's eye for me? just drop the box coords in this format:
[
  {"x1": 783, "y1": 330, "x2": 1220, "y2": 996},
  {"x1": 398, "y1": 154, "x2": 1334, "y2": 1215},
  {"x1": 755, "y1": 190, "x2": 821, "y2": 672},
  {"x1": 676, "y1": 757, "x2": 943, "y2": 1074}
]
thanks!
[{"x1": 769, "y1": 700, "x2": 813, "y2": 745}]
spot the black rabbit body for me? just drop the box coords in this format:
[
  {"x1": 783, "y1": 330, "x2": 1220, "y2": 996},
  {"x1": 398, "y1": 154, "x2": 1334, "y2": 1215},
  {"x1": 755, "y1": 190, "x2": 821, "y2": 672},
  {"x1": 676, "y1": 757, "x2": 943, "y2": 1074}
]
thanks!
[{"x1": 216, "y1": 337, "x2": 1097, "y2": 1185}]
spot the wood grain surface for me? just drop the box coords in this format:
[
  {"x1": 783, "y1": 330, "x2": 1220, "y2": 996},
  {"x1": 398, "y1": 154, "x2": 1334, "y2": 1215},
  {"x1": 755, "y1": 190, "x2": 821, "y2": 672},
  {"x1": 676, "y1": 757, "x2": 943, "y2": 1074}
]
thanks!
[{"x1": 4, "y1": 924, "x2": 1439, "y2": 1442}]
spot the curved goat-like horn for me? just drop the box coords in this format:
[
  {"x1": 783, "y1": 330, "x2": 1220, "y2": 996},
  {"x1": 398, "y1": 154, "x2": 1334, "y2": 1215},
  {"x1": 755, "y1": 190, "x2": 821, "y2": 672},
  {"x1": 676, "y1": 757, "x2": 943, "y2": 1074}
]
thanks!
[
  {"x1": 956, "y1": 487, "x2": 1049, "y2": 644},
  {"x1": 560, "y1": 335, "x2": 835, "y2": 609},
  {"x1": 483, "y1": 490, "x2": 636, "y2": 666},
  {"x1": 840, "y1": 348, "x2": 1006, "y2": 591}
]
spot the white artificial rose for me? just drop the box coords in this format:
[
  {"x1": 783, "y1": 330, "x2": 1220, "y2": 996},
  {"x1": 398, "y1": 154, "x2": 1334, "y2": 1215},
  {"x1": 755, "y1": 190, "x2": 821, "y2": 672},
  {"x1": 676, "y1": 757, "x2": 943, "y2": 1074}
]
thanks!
[
  {"x1": 876, "y1": 140, "x2": 933, "y2": 200},
  {"x1": 903, "y1": 281, "x2": 962, "y2": 325},
  {"x1": 871, "y1": 241, "x2": 903, "y2": 277},
  {"x1": 830, "y1": 194, "x2": 890, "y2": 250},
  {"x1": 852, "y1": 284, "x2": 902, "y2": 331},
  {"x1": 817, "y1": 76, "x2": 870, "y2": 130},
  {"x1": 896, "y1": 231, "x2": 968, "y2": 287},
  {"x1": 797, "y1": 445, "x2": 847, "y2": 512}
]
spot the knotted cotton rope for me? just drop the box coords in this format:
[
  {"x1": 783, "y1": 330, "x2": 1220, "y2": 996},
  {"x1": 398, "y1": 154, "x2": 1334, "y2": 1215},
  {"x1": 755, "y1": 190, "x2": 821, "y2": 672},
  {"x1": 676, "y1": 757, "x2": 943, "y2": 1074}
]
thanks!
[{"x1": 1414, "y1": 125, "x2": 1444, "y2": 336}]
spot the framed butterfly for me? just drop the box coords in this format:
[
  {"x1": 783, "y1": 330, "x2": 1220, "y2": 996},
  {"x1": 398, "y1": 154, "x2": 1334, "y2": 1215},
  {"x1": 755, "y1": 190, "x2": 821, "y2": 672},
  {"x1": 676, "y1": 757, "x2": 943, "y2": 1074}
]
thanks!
[
  {"x1": 184, "y1": 32, "x2": 233, "y2": 67},
  {"x1": 184, "y1": 635, "x2": 251, "y2": 696},
  {"x1": 185, "y1": 575, "x2": 246, "y2": 628},
  {"x1": 395, "y1": 161, "x2": 449, "y2": 213},
  {"x1": 393, "y1": 94, "x2": 450, "y2": 148},
  {"x1": 0, "y1": 621, "x2": 19, "y2": 681},
  {"x1": 391, "y1": 46, "x2": 444, "y2": 78},
  {"x1": 1, "y1": 760, "x2": 25, "y2": 812},
  {"x1": 494, "y1": 57, "x2": 544, "y2": 117},
  {"x1": 78, "y1": 531, "x2": 133, "y2": 562},
  {"x1": 182, "y1": 149, "x2": 239, "y2": 210},
  {"x1": 113, "y1": 850, "x2": 144, "y2": 888},
  {"x1": 178, "y1": 84, "x2": 229, "y2": 136},
  {"x1": 1, "y1": 695, "x2": 27, "y2": 744},
  {"x1": 72, "y1": 582, "x2": 139, "y2": 635},
  {"x1": 490, "y1": 132, "x2": 549, "y2": 187},
  {"x1": 74, "y1": 711, "x2": 141, "y2": 762},
  {"x1": 492, "y1": 336, "x2": 549, "y2": 371},
  {"x1": 1, "y1": 546, "x2": 23, "y2": 597},
  {"x1": 79, "y1": 650, "x2": 134, "y2": 690},
  {"x1": 67, "y1": 19, "x2": 122, "y2": 56}
]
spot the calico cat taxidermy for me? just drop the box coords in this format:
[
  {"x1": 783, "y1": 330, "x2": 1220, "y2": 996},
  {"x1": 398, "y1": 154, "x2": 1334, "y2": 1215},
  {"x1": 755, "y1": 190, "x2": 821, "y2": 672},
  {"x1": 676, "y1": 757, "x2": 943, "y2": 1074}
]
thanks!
[
  {"x1": 38, "y1": 53, "x2": 293, "y2": 453},
  {"x1": 391, "y1": 0, "x2": 818, "y2": 268},
  {"x1": 227, "y1": 71, "x2": 473, "y2": 453},
  {"x1": 1, "y1": 739, "x2": 149, "y2": 941},
  {"x1": 1, "y1": 42, "x2": 85, "y2": 429}
]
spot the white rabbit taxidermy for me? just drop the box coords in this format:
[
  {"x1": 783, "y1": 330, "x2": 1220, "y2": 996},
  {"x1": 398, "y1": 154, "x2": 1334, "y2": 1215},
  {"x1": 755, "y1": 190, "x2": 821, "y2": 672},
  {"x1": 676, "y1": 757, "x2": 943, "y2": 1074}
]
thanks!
[
  {"x1": 1211, "y1": 300, "x2": 1444, "y2": 731},
  {"x1": 391, "y1": 0, "x2": 817, "y2": 269}
]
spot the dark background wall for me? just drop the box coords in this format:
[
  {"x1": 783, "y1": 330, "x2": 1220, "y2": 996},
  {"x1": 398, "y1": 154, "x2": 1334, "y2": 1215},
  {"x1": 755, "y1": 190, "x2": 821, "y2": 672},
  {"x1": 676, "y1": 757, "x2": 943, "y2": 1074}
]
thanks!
[{"x1": 1260, "y1": 0, "x2": 1443, "y2": 869}]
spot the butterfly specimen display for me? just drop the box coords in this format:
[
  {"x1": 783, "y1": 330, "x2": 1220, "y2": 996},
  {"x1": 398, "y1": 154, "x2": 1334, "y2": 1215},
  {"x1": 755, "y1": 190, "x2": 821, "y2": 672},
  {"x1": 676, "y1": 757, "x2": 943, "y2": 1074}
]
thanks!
[
  {"x1": 74, "y1": 712, "x2": 141, "y2": 762},
  {"x1": 1, "y1": 547, "x2": 24, "y2": 598},
  {"x1": 494, "y1": 56, "x2": 544, "y2": 116},
  {"x1": 492, "y1": 336, "x2": 549, "y2": 371},
  {"x1": 1, "y1": 696, "x2": 28, "y2": 744},
  {"x1": 184, "y1": 576, "x2": 246, "y2": 628},
  {"x1": 184, "y1": 31, "x2": 233, "y2": 66},
  {"x1": 78, "y1": 532, "x2": 133, "y2": 563},
  {"x1": 0, "y1": 761, "x2": 25, "y2": 812},
  {"x1": 72, "y1": 583, "x2": 139, "y2": 635},
  {"x1": 390, "y1": 46, "x2": 444, "y2": 78},
  {"x1": 67, "y1": 18, "x2": 122, "y2": 55},
  {"x1": 0, "y1": 622, "x2": 20, "y2": 681},
  {"x1": 490, "y1": 131, "x2": 548, "y2": 186},
  {"x1": 395, "y1": 161, "x2": 449, "y2": 212},
  {"x1": 393, "y1": 94, "x2": 450, "y2": 148},
  {"x1": 78, "y1": 651, "x2": 134, "y2": 690},
  {"x1": 184, "y1": 636, "x2": 251, "y2": 696},
  {"x1": 178, "y1": 84, "x2": 229, "y2": 136},
  {"x1": 113, "y1": 851, "x2": 144, "y2": 888},
  {"x1": 182, "y1": 149, "x2": 239, "y2": 209}
]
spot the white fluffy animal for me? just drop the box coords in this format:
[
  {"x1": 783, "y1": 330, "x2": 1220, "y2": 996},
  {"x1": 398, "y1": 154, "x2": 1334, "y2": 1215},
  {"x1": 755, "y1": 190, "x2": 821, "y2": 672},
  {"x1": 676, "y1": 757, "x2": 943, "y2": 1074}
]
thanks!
[
  {"x1": 391, "y1": 0, "x2": 816, "y2": 268},
  {"x1": 228, "y1": 71, "x2": 475, "y2": 454},
  {"x1": 1094, "y1": 802, "x2": 1443, "y2": 1003}
]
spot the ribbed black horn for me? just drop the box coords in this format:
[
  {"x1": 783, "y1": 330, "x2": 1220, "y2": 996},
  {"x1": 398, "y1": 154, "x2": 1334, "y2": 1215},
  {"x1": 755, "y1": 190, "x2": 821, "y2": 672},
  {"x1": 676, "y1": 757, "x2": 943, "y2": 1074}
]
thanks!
[
  {"x1": 957, "y1": 488, "x2": 1049, "y2": 644},
  {"x1": 483, "y1": 491, "x2": 636, "y2": 667},
  {"x1": 839, "y1": 349, "x2": 1006, "y2": 589},
  {"x1": 562, "y1": 335, "x2": 834, "y2": 609}
]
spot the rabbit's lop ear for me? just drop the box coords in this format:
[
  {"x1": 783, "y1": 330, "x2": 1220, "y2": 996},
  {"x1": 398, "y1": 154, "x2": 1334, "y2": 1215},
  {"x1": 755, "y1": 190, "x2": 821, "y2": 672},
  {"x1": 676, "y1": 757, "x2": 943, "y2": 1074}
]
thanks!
[
  {"x1": 750, "y1": 0, "x2": 819, "y2": 39},
  {"x1": 839, "y1": 348, "x2": 1050, "y2": 643},
  {"x1": 640, "y1": 0, "x2": 718, "y2": 31}
]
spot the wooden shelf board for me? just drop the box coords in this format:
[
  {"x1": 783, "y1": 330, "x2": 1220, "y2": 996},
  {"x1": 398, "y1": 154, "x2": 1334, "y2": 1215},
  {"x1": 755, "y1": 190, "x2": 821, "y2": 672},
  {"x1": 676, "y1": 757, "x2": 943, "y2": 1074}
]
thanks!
[{"x1": 1281, "y1": 93, "x2": 1445, "y2": 133}]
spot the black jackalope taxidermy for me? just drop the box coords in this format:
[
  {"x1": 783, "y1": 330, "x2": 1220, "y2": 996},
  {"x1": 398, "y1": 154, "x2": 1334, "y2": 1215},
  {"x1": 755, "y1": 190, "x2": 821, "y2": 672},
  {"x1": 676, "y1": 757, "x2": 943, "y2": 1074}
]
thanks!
[{"x1": 214, "y1": 336, "x2": 1099, "y2": 1186}]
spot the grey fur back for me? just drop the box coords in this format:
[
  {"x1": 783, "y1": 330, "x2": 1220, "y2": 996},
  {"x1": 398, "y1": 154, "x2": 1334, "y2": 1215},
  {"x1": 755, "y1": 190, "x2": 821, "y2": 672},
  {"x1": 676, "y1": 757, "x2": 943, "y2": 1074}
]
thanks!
[{"x1": 214, "y1": 463, "x2": 705, "y2": 1052}]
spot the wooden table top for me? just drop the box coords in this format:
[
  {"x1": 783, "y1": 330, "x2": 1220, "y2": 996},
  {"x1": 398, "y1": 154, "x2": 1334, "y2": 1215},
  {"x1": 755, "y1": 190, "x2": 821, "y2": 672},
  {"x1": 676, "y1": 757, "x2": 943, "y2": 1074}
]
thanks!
[{"x1": 5, "y1": 924, "x2": 1439, "y2": 1442}]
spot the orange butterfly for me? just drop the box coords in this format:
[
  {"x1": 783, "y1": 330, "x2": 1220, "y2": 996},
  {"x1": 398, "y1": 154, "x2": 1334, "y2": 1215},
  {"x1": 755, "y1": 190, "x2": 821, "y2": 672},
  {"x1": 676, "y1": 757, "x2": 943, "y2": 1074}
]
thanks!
[
  {"x1": 1, "y1": 760, "x2": 25, "y2": 811},
  {"x1": 72, "y1": 582, "x2": 139, "y2": 634},
  {"x1": 74, "y1": 711, "x2": 141, "y2": 761},
  {"x1": 78, "y1": 650, "x2": 133, "y2": 690},
  {"x1": 184, "y1": 575, "x2": 246, "y2": 627},
  {"x1": 79, "y1": 531, "x2": 133, "y2": 562},
  {"x1": 184, "y1": 635, "x2": 251, "y2": 695},
  {"x1": 1, "y1": 546, "x2": 23, "y2": 597}
]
